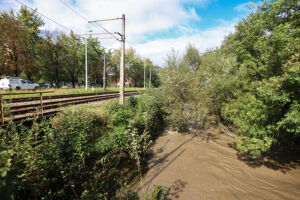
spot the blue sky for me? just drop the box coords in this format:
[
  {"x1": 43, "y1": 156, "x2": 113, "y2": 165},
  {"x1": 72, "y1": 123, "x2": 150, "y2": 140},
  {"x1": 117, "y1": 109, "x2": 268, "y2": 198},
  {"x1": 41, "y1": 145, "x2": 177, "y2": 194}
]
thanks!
[
  {"x1": 0, "y1": 0, "x2": 258, "y2": 66},
  {"x1": 143, "y1": 0, "x2": 252, "y2": 42}
]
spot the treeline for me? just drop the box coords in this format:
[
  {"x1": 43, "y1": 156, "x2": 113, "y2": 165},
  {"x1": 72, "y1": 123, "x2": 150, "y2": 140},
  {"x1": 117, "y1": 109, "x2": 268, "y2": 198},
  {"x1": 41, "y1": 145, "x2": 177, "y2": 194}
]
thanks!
[
  {"x1": 0, "y1": 7, "x2": 160, "y2": 88},
  {"x1": 160, "y1": 0, "x2": 299, "y2": 156}
]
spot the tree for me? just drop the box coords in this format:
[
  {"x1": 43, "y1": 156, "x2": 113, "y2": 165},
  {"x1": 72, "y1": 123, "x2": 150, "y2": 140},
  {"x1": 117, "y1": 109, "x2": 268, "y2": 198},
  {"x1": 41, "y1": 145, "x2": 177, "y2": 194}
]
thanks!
[
  {"x1": 159, "y1": 0, "x2": 299, "y2": 156},
  {"x1": 125, "y1": 48, "x2": 144, "y2": 87},
  {"x1": 0, "y1": 10, "x2": 31, "y2": 77},
  {"x1": 17, "y1": 6, "x2": 44, "y2": 81},
  {"x1": 108, "y1": 49, "x2": 121, "y2": 86},
  {"x1": 159, "y1": 48, "x2": 203, "y2": 131},
  {"x1": 182, "y1": 44, "x2": 201, "y2": 73},
  {"x1": 39, "y1": 32, "x2": 66, "y2": 87},
  {"x1": 124, "y1": 48, "x2": 160, "y2": 87},
  {"x1": 221, "y1": 0, "x2": 300, "y2": 156},
  {"x1": 144, "y1": 58, "x2": 161, "y2": 87},
  {"x1": 85, "y1": 38, "x2": 103, "y2": 86},
  {"x1": 62, "y1": 31, "x2": 83, "y2": 87}
]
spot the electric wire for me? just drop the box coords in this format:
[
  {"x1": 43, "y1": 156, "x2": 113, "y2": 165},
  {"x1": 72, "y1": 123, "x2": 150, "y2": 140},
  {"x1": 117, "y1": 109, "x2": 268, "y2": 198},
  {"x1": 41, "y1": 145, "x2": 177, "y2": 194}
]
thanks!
[
  {"x1": 14, "y1": 0, "x2": 72, "y2": 32},
  {"x1": 58, "y1": 0, "x2": 89, "y2": 21},
  {"x1": 14, "y1": 0, "x2": 118, "y2": 41},
  {"x1": 58, "y1": 0, "x2": 120, "y2": 41}
]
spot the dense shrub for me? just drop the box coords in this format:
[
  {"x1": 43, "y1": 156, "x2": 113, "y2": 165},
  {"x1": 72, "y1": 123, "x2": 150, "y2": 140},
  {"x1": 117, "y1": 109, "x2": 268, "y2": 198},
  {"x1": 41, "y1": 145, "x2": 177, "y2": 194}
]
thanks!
[
  {"x1": 0, "y1": 110, "x2": 114, "y2": 199},
  {"x1": 159, "y1": 0, "x2": 299, "y2": 157},
  {"x1": 0, "y1": 92, "x2": 165, "y2": 199},
  {"x1": 106, "y1": 93, "x2": 165, "y2": 162},
  {"x1": 160, "y1": 47, "x2": 238, "y2": 131},
  {"x1": 221, "y1": 0, "x2": 300, "y2": 156}
]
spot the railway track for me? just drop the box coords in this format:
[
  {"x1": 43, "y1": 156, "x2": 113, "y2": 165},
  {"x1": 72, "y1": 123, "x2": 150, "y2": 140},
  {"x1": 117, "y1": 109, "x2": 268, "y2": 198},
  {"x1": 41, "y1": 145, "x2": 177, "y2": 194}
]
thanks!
[
  {"x1": 1, "y1": 91, "x2": 138, "y2": 124},
  {"x1": 4, "y1": 91, "x2": 122, "y2": 103}
]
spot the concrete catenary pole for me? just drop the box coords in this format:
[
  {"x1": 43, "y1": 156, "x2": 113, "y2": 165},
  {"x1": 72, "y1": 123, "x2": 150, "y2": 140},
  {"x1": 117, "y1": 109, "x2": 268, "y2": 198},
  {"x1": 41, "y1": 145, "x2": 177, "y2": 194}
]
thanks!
[
  {"x1": 85, "y1": 37, "x2": 88, "y2": 90},
  {"x1": 85, "y1": 30, "x2": 92, "y2": 90},
  {"x1": 119, "y1": 14, "x2": 125, "y2": 104},
  {"x1": 103, "y1": 53, "x2": 106, "y2": 90}
]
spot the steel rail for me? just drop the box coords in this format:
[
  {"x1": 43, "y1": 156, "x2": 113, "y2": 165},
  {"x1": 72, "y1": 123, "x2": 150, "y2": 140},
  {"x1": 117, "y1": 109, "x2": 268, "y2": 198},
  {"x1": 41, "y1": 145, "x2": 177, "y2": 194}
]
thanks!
[
  {"x1": 1, "y1": 91, "x2": 138, "y2": 125},
  {"x1": 3, "y1": 91, "x2": 136, "y2": 103}
]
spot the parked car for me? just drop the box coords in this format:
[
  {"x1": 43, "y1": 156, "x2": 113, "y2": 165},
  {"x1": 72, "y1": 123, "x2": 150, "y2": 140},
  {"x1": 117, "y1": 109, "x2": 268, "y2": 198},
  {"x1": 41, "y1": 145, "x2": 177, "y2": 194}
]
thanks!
[
  {"x1": 0, "y1": 77, "x2": 40, "y2": 90},
  {"x1": 66, "y1": 84, "x2": 73, "y2": 88},
  {"x1": 39, "y1": 83, "x2": 53, "y2": 89},
  {"x1": 90, "y1": 83, "x2": 102, "y2": 88}
]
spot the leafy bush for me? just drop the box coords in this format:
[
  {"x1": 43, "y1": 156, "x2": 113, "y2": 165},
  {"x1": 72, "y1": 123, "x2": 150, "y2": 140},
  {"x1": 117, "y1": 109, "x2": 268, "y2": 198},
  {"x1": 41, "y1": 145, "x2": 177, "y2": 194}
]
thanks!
[
  {"x1": 220, "y1": 0, "x2": 300, "y2": 156},
  {"x1": 222, "y1": 93, "x2": 273, "y2": 156},
  {"x1": 0, "y1": 92, "x2": 165, "y2": 199},
  {"x1": 159, "y1": 0, "x2": 300, "y2": 157},
  {"x1": 159, "y1": 47, "x2": 239, "y2": 131},
  {"x1": 106, "y1": 91, "x2": 165, "y2": 162},
  {"x1": 0, "y1": 109, "x2": 117, "y2": 199}
]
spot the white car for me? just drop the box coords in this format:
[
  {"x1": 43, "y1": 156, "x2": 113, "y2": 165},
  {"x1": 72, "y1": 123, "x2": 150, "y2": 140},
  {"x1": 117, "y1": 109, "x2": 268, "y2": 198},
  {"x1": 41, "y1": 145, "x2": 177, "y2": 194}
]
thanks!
[{"x1": 0, "y1": 77, "x2": 40, "y2": 90}]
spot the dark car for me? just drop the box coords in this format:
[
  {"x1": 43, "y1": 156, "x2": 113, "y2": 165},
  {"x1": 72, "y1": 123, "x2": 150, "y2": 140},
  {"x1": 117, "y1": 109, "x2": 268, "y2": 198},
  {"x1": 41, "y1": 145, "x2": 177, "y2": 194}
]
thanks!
[
  {"x1": 39, "y1": 83, "x2": 53, "y2": 89},
  {"x1": 90, "y1": 83, "x2": 102, "y2": 88}
]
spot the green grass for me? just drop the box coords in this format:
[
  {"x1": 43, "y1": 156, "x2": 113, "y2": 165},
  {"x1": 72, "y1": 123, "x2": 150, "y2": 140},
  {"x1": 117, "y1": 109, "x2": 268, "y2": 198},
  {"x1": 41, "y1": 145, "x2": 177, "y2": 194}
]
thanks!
[{"x1": 0, "y1": 87, "x2": 143, "y2": 99}]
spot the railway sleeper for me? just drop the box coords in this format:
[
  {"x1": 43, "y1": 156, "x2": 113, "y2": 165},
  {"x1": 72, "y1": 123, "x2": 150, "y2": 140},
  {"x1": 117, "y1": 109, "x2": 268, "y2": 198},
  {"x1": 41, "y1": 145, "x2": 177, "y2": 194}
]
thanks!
[
  {"x1": 4, "y1": 93, "x2": 135, "y2": 118},
  {"x1": 6, "y1": 93, "x2": 121, "y2": 110},
  {"x1": 7, "y1": 95, "x2": 119, "y2": 115},
  {"x1": 4, "y1": 91, "x2": 137, "y2": 103}
]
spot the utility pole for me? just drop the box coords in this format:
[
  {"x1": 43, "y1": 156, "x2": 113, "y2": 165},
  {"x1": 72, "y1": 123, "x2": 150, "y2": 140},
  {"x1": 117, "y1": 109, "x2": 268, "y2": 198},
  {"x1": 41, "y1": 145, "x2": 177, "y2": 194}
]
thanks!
[
  {"x1": 103, "y1": 53, "x2": 106, "y2": 90},
  {"x1": 144, "y1": 59, "x2": 146, "y2": 89},
  {"x1": 119, "y1": 14, "x2": 125, "y2": 104},
  {"x1": 85, "y1": 30, "x2": 93, "y2": 90},
  {"x1": 149, "y1": 68, "x2": 151, "y2": 87},
  {"x1": 87, "y1": 16, "x2": 124, "y2": 103}
]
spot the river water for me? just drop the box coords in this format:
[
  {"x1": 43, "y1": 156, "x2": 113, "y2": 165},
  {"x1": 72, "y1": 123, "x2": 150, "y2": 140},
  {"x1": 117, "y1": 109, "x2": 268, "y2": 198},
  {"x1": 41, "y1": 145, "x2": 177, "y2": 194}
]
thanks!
[{"x1": 136, "y1": 128, "x2": 300, "y2": 199}]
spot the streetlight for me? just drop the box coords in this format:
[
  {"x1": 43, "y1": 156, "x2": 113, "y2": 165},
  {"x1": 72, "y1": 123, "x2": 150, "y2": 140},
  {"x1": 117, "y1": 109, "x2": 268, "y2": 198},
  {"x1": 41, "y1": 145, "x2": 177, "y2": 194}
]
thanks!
[
  {"x1": 85, "y1": 29, "x2": 93, "y2": 90},
  {"x1": 103, "y1": 50, "x2": 106, "y2": 90}
]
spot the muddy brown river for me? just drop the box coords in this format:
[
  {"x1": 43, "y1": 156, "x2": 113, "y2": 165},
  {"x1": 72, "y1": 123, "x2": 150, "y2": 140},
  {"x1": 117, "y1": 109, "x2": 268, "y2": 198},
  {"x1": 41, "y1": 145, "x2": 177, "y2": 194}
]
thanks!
[{"x1": 135, "y1": 128, "x2": 300, "y2": 199}]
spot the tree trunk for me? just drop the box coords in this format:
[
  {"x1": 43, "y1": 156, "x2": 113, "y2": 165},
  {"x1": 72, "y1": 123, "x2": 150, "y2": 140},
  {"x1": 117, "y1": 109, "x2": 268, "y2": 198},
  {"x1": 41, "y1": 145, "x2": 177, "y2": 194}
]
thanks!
[
  {"x1": 13, "y1": 44, "x2": 19, "y2": 77},
  {"x1": 55, "y1": 63, "x2": 59, "y2": 88}
]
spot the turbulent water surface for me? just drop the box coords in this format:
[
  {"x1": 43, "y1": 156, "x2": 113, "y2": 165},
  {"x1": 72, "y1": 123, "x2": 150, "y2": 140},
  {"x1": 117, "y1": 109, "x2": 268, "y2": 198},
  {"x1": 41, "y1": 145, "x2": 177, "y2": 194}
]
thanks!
[{"x1": 136, "y1": 128, "x2": 300, "y2": 199}]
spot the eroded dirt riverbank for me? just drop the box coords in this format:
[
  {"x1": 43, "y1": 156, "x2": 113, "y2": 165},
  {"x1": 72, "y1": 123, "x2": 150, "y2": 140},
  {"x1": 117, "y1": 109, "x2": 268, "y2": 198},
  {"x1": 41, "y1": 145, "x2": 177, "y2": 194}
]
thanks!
[{"x1": 136, "y1": 128, "x2": 300, "y2": 199}]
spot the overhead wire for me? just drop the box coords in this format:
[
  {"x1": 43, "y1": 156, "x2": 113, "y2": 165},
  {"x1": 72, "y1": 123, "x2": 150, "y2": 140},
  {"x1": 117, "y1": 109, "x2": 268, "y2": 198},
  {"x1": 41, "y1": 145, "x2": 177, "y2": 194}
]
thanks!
[
  {"x1": 92, "y1": 23, "x2": 119, "y2": 41},
  {"x1": 58, "y1": 0, "x2": 89, "y2": 22},
  {"x1": 14, "y1": 0, "x2": 72, "y2": 32},
  {"x1": 13, "y1": 0, "x2": 119, "y2": 42},
  {"x1": 58, "y1": 0, "x2": 120, "y2": 41}
]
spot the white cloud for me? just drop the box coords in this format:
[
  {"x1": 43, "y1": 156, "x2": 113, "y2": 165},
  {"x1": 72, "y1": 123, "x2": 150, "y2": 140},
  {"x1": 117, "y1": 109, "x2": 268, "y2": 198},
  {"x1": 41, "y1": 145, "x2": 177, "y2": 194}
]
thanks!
[
  {"x1": 0, "y1": 0, "x2": 20, "y2": 13},
  {"x1": 234, "y1": 1, "x2": 261, "y2": 14},
  {"x1": 133, "y1": 20, "x2": 236, "y2": 66},
  {"x1": 234, "y1": 2, "x2": 250, "y2": 12},
  {"x1": 2, "y1": 0, "x2": 205, "y2": 40},
  {"x1": 1, "y1": 0, "x2": 238, "y2": 66}
]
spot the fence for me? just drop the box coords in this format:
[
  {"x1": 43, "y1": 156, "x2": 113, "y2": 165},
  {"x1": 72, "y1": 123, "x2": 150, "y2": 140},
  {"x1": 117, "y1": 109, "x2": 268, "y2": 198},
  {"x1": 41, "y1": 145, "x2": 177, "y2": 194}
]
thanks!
[{"x1": 0, "y1": 91, "x2": 54, "y2": 125}]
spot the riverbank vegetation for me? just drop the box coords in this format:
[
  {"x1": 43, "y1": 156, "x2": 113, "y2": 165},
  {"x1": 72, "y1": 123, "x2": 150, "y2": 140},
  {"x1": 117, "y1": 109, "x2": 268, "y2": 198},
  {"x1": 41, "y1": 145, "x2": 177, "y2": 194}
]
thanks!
[
  {"x1": 0, "y1": 92, "x2": 165, "y2": 199},
  {"x1": 159, "y1": 0, "x2": 299, "y2": 156}
]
